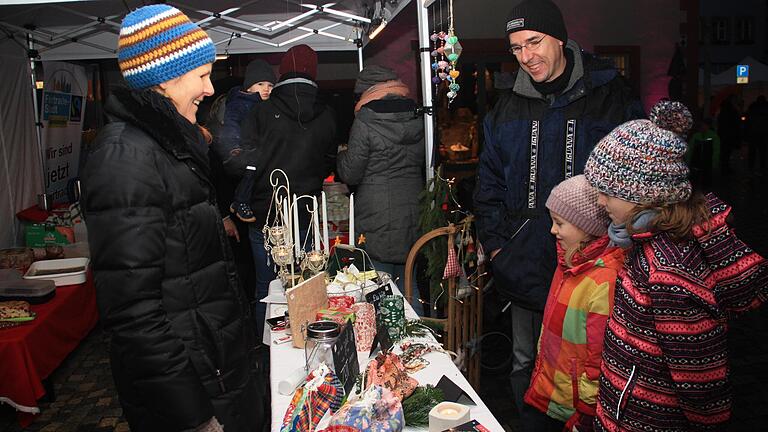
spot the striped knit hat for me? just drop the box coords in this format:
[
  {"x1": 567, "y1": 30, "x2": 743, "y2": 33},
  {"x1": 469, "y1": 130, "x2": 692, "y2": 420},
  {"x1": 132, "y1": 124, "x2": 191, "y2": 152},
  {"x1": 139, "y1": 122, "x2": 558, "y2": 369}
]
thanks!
[
  {"x1": 584, "y1": 101, "x2": 692, "y2": 205},
  {"x1": 118, "y1": 4, "x2": 216, "y2": 90}
]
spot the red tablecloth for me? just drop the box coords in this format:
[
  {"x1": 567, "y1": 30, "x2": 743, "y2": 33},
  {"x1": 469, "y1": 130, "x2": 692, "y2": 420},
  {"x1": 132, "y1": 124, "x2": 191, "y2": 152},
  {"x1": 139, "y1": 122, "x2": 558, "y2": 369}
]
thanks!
[{"x1": 0, "y1": 275, "x2": 98, "y2": 426}]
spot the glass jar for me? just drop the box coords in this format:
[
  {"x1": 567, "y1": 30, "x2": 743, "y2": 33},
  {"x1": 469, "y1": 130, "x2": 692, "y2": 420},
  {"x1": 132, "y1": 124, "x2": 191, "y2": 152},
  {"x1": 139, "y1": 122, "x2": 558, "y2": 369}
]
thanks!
[{"x1": 304, "y1": 320, "x2": 340, "y2": 372}]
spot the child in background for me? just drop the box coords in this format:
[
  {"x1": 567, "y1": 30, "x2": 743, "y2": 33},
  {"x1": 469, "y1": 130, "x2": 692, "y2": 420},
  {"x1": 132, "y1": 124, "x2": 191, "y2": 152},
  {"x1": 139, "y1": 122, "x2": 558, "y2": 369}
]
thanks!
[
  {"x1": 214, "y1": 59, "x2": 275, "y2": 222},
  {"x1": 524, "y1": 175, "x2": 624, "y2": 432},
  {"x1": 584, "y1": 101, "x2": 768, "y2": 431}
]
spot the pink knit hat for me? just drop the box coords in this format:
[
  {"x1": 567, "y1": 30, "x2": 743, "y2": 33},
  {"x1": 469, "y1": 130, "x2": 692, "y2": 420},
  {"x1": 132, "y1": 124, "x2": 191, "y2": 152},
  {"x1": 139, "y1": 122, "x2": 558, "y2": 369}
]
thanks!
[{"x1": 545, "y1": 175, "x2": 610, "y2": 237}]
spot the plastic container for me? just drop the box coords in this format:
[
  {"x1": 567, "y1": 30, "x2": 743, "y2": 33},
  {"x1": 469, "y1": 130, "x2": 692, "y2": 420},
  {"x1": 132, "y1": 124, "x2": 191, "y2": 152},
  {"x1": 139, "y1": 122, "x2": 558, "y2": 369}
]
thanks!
[
  {"x1": 24, "y1": 257, "x2": 90, "y2": 286},
  {"x1": 0, "y1": 279, "x2": 56, "y2": 304}
]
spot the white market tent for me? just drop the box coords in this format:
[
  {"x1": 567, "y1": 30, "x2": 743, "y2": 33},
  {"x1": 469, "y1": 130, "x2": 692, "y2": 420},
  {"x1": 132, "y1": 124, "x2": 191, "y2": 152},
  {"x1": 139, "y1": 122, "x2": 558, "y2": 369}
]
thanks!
[
  {"x1": 699, "y1": 56, "x2": 768, "y2": 86},
  {"x1": 0, "y1": 0, "x2": 438, "y2": 249}
]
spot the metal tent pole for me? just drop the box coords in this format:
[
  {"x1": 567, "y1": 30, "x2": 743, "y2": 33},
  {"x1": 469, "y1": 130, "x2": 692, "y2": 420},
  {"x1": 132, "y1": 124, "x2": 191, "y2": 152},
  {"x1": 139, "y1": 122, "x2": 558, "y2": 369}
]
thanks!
[
  {"x1": 27, "y1": 33, "x2": 47, "y2": 200},
  {"x1": 356, "y1": 28, "x2": 364, "y2": 71},
  {"x1": 416, "y1": 0, "x2": 435, "y2": 183}
]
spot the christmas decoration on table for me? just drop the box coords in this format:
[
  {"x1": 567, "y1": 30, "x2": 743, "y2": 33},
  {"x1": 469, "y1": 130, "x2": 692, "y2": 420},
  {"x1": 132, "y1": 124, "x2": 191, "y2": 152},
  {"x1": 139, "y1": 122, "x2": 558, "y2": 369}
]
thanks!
[
  {"x1": 429, "y1": 0, "x2": 462, "y2": 104},
  {"x1": 366, "y1": 352, "x2": 418, "y2": 401},
  {"x1": 327, "y1": 385, "x2": 405, "y2": 432},
  {"x1": 316, "y1": 307, "x2": 356, "y2": 327},
  {"x1": 378, "y1": 295, "x2": 406, "y2": 341},
  {"x1": 401, "y1": 385, "x2": 445, "y2": 427},
  {"x1": 263, "y1": 169, "x2": 331, "y2": 287},
  {"x1": 398, "y1": 341, "x2": 451, "y2": 373},
  {"x1": 350, "y1": 302, "x2": 376, "y2": 352},
  {"x1": 328, "y1": 295, "x2": 356, "y2": 309},
  {"x1": 281, "y1": 364, "x2": 345, "y2": 432}
]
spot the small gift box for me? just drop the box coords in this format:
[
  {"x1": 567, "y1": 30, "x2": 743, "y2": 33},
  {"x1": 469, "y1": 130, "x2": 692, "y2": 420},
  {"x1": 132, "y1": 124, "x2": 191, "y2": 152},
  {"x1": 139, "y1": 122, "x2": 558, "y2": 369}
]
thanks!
[
  {"x1": 328, "y1": 295, "x2": 356, "y2": 309},
  {"x1": 350, "y1": 302, "x2": 375, "y2": 352},
  {"x1": 316, "y1": 307, "x2": 356, "y2": 327},
  {"x1": 379, "y1": 295, "x2": 405, "y2": 341},
  {"x1": 328, "y1": 385, "x2": 405, "y2": 432}
]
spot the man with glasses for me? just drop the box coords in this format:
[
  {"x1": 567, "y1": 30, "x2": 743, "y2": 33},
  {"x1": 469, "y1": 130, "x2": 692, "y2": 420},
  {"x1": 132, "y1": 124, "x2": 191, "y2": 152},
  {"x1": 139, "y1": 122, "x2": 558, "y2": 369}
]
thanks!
[{"x1": 474, "y1": 0, "x2": 643, "y2": 429}]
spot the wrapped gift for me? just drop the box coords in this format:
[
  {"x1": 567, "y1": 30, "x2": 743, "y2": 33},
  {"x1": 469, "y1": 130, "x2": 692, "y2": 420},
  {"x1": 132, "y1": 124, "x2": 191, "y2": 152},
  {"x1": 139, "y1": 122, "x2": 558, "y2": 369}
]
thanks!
[
  {"x1": 366, "y1": 352, "x2": 418, "y2": 401},
  {"x1": 328, "y1": 385, "x2": 405, "y2": 432},
  {"x1": 350, "y1": 302, "x2": 376, "y2": 352},
  {"x1": 281, "y1": 365, "x2": 345, "y2": 432},
  {"x1": 316, "y1": 307, "x2": 356, "y2": 327},
  {"x1": 328, "y1": 295, "x2": 355, "y2": 309},
  {"x1": 379, "y1": 295, "x2": 405, "y2": 341}
]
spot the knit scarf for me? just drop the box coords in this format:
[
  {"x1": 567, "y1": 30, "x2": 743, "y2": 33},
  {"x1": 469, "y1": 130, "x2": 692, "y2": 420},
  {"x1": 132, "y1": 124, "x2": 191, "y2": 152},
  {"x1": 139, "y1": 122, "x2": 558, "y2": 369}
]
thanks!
[
  {"x1": 608, "y1": 210, "x2": 657, "y2": 248},
  {"x1": 354, "y1": 80, "x2": 409, "y2": 113}
]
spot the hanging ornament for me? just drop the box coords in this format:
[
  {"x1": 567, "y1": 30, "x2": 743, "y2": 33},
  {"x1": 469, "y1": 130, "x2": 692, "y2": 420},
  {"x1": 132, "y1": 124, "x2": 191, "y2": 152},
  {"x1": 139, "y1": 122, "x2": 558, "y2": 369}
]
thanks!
[{"x1": 445, "y1": 0, "x2": 462, "y2": 104}]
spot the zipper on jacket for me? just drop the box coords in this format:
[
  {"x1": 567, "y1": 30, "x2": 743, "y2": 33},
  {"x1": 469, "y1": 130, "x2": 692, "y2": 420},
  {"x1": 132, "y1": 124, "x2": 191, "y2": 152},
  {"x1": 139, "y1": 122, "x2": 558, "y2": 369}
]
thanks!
[
  {"x1": 215, "y1": 369, "x2": 226, "y2": 393},
  {"x1": 616, "y1": 365, "x2": 636, "y2": 421}
]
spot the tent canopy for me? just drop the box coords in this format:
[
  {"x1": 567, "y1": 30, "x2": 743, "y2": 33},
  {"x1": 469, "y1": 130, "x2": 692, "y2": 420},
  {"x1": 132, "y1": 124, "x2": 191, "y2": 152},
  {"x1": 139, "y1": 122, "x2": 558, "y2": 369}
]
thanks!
[
  {"x1": 699, "y1": 56, "x2": 768, "y2": 86},
  {"x1": 0, "y1": 0, "x2": 411, "y2": 60}
]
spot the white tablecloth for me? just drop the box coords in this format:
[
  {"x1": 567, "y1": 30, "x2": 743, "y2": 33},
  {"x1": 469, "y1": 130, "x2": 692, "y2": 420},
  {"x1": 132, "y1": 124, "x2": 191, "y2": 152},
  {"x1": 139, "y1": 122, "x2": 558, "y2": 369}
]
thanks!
[{"x1": 266, "y1": 279, "x2": 503, "y2": 432}]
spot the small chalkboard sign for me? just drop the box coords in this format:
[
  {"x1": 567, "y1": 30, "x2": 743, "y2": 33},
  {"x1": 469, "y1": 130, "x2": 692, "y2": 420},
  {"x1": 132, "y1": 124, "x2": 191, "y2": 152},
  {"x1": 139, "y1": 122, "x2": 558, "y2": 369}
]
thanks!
[
  {"x1": 369, "y1": 311, "x2": 394, "y2": 356},
  {"x1": 332, "y1": 320, "x2": 359, "y2": 394},
  {"x1": 364, "y1": 283, "x2": 393, "y2": 313}
]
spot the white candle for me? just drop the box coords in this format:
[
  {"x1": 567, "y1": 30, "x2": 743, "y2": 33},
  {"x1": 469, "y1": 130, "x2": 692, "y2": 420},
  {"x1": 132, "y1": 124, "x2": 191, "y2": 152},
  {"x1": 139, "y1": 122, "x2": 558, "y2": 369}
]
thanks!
[
  {"x1": 282, "y1": 198, "x2": 291, "y2": 246},
  {"x1": 321, "y1": 191, "x2": 329, "y2": 252},
  {"x1": 348, "y1": 193, "x2": 355, "y2": 246},
  {"x1": 312, "y1": 196, "x2": 320, "y2": 251},
  {"x1": 293, "y1": 194, "x2": 300, "y2": 258}
]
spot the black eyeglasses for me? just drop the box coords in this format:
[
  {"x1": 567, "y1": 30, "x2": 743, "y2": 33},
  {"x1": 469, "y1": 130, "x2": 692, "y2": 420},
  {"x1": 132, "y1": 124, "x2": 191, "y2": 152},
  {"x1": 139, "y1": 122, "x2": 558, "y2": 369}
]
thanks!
[{"x1": 509, "y1": 35, "x2": 547, "y2": 56}]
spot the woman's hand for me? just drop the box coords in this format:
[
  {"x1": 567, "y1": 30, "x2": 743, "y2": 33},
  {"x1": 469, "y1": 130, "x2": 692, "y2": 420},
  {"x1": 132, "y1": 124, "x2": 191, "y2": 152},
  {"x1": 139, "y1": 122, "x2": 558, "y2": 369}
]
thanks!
[{"x1": 222, "y1": 217, "x2": 240, "y2": 242}]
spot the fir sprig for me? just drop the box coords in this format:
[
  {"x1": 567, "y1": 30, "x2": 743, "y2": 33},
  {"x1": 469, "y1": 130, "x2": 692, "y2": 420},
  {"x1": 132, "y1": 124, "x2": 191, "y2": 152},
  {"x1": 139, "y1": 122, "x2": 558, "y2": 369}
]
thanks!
[{"x1": 401, "y1": 385, "x2": 445, "y2": 426}]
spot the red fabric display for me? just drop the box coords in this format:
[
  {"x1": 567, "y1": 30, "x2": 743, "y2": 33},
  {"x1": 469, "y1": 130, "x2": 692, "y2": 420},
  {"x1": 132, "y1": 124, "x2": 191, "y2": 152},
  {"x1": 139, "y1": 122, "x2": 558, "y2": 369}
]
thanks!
[
  {"x1": 443, "y1": 245, "x2": 461, "y2": 279},
  {"x1": 328, "y1": 295, "x2": 356, "y2": 309}
]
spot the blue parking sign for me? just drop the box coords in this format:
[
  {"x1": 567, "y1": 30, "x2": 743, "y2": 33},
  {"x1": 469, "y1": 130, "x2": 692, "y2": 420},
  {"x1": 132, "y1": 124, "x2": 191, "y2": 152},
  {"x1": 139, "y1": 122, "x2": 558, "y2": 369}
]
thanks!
[
  {"x1": 737, "y1": 65, "x2": 749, "y2": 77},
  {"x1": 737, "y1": 65, "x2": 749, "y2": 84}
]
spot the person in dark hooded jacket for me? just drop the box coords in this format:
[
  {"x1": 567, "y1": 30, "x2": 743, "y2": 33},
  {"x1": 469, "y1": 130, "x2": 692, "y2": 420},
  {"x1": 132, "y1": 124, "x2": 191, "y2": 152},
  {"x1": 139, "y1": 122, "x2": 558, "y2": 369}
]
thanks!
[
  {"x1": 337, "y1": 65, "x2": 425, "y2": 295},
  {"x1": 239, "y1": 44, "x2": 337, "y2": 332},
  {"x1": 81, "y1": 5, "x2": 263, "y2": 432}
]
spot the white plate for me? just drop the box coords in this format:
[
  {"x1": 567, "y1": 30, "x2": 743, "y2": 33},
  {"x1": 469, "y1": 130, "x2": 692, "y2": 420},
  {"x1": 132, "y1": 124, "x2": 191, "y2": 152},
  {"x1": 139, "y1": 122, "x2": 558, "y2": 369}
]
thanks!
[{"x1": 23, "y1": 257, "x2": 90, "y2": 286}]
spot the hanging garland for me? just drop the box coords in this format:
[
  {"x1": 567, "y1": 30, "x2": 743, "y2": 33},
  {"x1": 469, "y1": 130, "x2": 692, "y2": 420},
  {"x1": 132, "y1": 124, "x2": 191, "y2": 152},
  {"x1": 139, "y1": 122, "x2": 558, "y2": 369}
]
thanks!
[{"x1": 430, "y1": 0, "x2": 462, "y2": 104}]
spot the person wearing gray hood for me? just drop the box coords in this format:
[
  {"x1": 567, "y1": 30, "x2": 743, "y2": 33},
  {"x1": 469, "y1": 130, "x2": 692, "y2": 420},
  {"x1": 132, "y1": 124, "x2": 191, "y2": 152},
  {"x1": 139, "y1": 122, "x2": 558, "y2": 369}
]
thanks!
[{"x1": 337, "y1": 65, "x2": 425, "y2": 298}]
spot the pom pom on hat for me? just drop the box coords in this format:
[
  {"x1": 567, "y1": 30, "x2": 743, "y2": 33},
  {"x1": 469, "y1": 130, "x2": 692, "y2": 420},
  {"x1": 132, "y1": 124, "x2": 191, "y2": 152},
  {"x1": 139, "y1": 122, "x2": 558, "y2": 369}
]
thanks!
[
  {"x1": 117, "y1": 4, "x2": 215, "y2": 89},
  {"x1": 649, "y1": 100, "x2": 693, "y2": 137}
]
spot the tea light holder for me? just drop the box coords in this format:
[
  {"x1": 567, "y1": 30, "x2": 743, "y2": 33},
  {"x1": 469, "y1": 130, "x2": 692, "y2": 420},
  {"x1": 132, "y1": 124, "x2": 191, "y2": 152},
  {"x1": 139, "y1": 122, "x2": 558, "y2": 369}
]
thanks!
[{"x1": 428, "y1": 401, "x2": 470, "y2": 432}]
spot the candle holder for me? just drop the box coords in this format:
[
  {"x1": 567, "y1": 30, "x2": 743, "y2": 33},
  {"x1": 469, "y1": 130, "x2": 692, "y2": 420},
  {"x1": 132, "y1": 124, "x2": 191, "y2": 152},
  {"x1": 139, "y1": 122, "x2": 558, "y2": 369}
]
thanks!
[{"x1": 301, "y1": 249, "x2": 328, "y2": 275}]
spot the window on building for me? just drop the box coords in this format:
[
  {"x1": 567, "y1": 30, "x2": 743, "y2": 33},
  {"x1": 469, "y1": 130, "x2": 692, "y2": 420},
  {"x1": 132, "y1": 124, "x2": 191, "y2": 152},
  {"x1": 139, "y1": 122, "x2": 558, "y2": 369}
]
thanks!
[
  {"x1": 593, "y1": 46, "x2": 641, "y2": 92},
  {"x1": 735, "y1": 17, "x2": 754, "y2": 44},
  {"x1": 711, "y1": 17, "x2": 730, "y2": 44}
]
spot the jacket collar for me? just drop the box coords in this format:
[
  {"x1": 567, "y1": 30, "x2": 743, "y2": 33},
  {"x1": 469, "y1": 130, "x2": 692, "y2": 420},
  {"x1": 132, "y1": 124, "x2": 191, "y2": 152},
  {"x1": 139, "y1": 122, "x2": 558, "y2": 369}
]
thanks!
[
  {"x1": 501, "y1": 39, "x2": 618, "y2": 106},
  {"x1": 105, "y1": 87, "x2": 210, "y2": 175},
  {"x1": 558, "y1": 236, "x2": 621, "y2": 275}
]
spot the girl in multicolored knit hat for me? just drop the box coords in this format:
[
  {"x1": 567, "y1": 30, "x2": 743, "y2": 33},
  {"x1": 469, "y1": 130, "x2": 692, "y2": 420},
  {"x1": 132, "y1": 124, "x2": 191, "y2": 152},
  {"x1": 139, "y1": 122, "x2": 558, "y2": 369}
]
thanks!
[
  {"x1": 81, "y1": 5, "x2": 263, "y2": 432},
  {"x1": 583, "y1": 101, "x2": 768, "y2": 432},
  {"x1": 523, "y1": 175, "x2": 624, "y2": 432}
]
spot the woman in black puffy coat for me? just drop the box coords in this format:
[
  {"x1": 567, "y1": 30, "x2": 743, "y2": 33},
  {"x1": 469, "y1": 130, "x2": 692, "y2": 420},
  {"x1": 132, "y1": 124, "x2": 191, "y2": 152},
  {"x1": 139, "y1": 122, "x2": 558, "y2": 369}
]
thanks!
[{"x1": 81, "y1": 5, "x2": 262, "y2": 432}]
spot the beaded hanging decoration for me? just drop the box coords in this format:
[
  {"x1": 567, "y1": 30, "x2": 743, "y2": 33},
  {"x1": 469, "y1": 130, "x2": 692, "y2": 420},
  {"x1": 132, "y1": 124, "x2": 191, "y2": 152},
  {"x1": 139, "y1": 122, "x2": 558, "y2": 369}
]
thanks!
[{"x1": 430, "y1": 0, "x2": 462, "y2": 104}]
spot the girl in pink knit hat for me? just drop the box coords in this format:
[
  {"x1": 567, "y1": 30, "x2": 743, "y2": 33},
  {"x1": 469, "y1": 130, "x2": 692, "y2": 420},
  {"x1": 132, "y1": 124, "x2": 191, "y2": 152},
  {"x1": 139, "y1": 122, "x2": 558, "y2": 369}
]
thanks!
[{"x1": 524, "y1": 174, "x2": 624, "y2": 431}]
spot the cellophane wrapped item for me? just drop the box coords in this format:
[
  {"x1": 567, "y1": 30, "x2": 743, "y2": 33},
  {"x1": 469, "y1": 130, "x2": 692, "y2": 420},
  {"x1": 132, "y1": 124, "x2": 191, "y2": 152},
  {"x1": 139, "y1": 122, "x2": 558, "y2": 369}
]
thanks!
[
  {"x1": 350, "y1": 302, "x2": 375, "y2": 352},
  {"x1": 366, "y1": 352, "x2": 418, "y2": 401},
  {"x1": 281, "y1": 364, "x2": 345, "y2": 432},
  {"x1": 327, "y1": 385, "x2": 404, "y2": 432},
  {"x1": 328, "y1": 295, "x2": 356, "y2": 309},
  {"x1": 378, "y1": 295, "x2": 405, "y2": 340}
]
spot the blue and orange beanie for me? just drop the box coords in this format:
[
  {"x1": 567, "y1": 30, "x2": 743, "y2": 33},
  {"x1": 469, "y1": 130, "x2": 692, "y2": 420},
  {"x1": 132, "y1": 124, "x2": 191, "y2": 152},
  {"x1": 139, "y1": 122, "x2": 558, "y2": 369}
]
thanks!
[{"x1": 117, "y1": 4, "x2": 216, "y2": 89}]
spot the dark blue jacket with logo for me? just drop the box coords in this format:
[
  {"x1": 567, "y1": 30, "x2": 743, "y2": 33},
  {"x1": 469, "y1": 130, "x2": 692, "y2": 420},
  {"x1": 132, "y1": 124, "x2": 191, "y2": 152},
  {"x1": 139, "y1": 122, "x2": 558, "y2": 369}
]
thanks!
[{"x1": 474, "y1": 40, "x2": 644, "y2": 310}]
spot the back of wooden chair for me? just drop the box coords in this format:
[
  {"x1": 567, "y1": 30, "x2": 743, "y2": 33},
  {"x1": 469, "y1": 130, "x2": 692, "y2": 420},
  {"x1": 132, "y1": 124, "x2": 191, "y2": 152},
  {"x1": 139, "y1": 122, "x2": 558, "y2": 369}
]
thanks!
[{"x1": 403, "y1": 224, "x2": 484, "y2": 387}]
